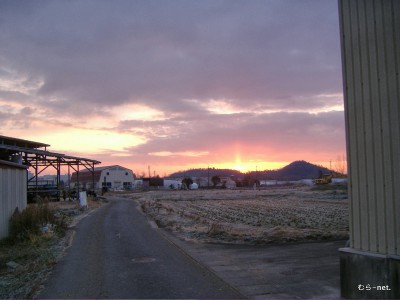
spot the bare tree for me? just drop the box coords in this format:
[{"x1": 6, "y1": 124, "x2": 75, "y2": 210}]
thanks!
[{"x1": 211, "y1": 175, "x2": 221, "y2": 187}]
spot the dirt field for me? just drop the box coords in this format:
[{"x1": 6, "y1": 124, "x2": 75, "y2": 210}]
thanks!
[{"x1": 130, "y1": 186, "x2": 349, "y2": 244}]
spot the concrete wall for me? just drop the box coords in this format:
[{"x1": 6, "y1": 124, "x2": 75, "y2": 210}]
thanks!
[
  {"x1": 339, "y1": 0, "x2": 400, "y2": 297},
  {"x1": 0, "y1": 160, "x2": 27, "y2": 239}
]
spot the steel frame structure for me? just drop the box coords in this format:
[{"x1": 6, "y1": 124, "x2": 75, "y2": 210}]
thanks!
[{"x1": 0, "y1": 136, "x2": 100, "y2": 201}]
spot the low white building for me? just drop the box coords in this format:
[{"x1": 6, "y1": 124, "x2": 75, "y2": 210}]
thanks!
[
  {"x1": 71, "y1": 165, "x2": 136, "y2": 191},
  {"x1": 164, "y1": 179, "x2": 182, "y2": 189}
]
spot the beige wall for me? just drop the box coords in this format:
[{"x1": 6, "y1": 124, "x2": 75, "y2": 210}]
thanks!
[
  {"x1": 0, "y1": 161, "x2": 27, "y2": 239},
  {"x1": 339, "y1": 0, "x2": 400, "y2": 255}
]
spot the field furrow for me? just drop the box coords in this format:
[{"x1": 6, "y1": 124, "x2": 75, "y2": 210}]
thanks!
[{"x1": 133, "y1": 186, "x2": 349, "y2": 244}]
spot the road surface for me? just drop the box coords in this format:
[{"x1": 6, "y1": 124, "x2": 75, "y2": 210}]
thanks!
[{"x1": 39, "y1": 197, "x2": 243, "y2": 299}]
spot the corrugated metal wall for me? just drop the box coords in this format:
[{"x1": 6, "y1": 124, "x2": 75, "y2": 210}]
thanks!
[
  {"x1": 0, "y1": 162, "x2": 27, "y2": 239},
  {"x1": 339, "y1": 0, "x2": 400, "y2": 255}
]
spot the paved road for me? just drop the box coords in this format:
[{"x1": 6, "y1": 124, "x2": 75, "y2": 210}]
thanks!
[
  {"x1": 166, "y1": 233, "x2": 344, "y2": 298},
  {"x1": 39, "y1": 197, "x2": 243, "y2": 299}
]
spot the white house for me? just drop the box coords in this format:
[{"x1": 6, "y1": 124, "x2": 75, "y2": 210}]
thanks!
[{"x1": 70, "y1": 165, "x2": 136, "y2": 191}]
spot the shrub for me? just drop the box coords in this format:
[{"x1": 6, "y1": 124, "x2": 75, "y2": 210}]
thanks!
[{"x1": 8, "y1": 204, "x2": 63, "y2": 242}]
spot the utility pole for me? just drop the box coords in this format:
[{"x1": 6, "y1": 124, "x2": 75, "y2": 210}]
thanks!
[{"x1": 207, "y1": 166, "x2": 210, "y2": 188}]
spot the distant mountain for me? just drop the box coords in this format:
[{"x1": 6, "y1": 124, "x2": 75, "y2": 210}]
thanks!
[
  {"x1": 168, "y1": 160, "x2": 334, "y2": 181},
  {"x1": 261, "y1": 160, "x2": 332, "y2": 181}
]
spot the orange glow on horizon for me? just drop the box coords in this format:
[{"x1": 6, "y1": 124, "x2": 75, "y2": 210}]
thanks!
[{"x1": 212, "y1": 161, "x2": 289, "y2": 173}]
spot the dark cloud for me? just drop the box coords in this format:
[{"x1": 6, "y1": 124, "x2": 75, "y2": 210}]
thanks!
[
  {"x1": 0, "y1": 0, "x2": 345, "y2": 173},
  {"x1": 0, "y1": 0, "x2": 342, "y2": 114}
]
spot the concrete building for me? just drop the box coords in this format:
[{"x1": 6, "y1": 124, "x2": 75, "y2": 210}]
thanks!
[
  {"x1": 71, "y1": 165, "x2": 136, "y2": 191},
  {"x1": 0, "y1": 160, "x2": 27, "y2": 239},
  {"x1": 339, "y1": 0, "x2": 400, "y2": 298}
]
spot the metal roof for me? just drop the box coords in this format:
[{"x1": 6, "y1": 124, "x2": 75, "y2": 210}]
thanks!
[
  {"x1": 75, "y1": 165, "x2": 130, "y2": 172},
  {"x1": 0, "y1": 135, "x2": 50, "y2": 149},
  {"x1": 0, "y1": 143, "x2": 100, "y2": 164},
  {"x1": 0, "y1": 159, "x2": 28, "y2": 169},
  {"x1": 70, "y1": 169, "x2": 103, "y2": 182}
]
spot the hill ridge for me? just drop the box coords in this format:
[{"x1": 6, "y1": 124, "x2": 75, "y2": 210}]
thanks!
[{"x1": 168, "y1": 160, "x2": 335, "y2": 181}]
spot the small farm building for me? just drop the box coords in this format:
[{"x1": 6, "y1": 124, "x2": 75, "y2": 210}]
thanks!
[
  {"x1": 71, "y1": 165, "x2": 136, "y2": 191},
  {"x1": 0, "y1": 160, "x2": 27, "y2": 239}
]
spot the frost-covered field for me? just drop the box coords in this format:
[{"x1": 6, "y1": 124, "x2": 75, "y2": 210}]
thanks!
[{"x1": 131, "y1": 186, "x2": 349, "y2": 244}]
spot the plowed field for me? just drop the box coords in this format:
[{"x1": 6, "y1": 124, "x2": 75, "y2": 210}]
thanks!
[{"x1": 130, "y1": 186, "x2": 349, "y2": 244}]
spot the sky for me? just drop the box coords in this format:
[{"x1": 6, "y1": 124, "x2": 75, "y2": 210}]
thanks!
[{"x1": 0, "y1": 0, "x2": 346, "y2": 176}]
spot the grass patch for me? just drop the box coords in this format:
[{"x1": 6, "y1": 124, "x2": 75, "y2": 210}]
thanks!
[
  {"x1": 8, "y1": 203, "x2": 67, "y2": 243},
  {"x1": 0, "y1": 197, "x2": 107, "y2": 298},
  {"x1": 0, "y1": 203, "x2": 69, "y2": 298},
  {"x1": 0, "y1": 232, "x2": 62, "y2": 298}
]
